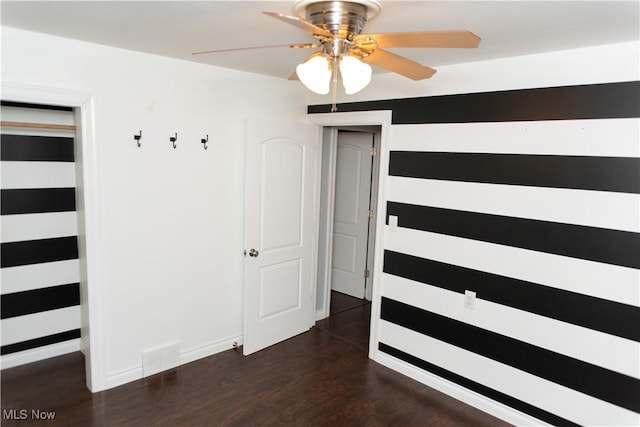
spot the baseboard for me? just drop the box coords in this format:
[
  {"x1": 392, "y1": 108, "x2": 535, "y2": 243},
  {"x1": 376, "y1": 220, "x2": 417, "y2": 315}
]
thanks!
[
  {"x1": 1, "y1": 339, "x2": 81, "y2": 370},
  {"x1": 374, "y1": 351, "x2": 548, "y2": 427},
  {"x1": 179, "y1": 335, "x2": 243, "y2": 365},
  {"x1": 105, "y1": 335, "x2": 243, "y2": 390},
  {"x1": 105, "y1": 365, "x2": 143, "y2": 389}
]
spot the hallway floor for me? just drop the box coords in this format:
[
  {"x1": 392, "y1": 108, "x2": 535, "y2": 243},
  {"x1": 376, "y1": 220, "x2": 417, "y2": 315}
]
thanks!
[{"x1": 315, "y1": 291, "x2": 371, "y2": 352}]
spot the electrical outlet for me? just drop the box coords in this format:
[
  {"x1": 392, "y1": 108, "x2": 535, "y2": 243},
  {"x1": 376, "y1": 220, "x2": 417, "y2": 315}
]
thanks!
[{"x1": 464, "y1": 290, "x2": 476, "y2": 310}]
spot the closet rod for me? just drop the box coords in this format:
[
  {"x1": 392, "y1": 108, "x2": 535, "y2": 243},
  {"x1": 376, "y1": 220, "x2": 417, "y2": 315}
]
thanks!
[{"x1": 1, "y1": 121, "x2": 76, "y2": 131}]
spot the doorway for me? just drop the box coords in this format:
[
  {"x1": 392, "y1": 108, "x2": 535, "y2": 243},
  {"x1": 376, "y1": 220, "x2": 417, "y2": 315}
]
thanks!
[{"x1": 315, "y1": 125, "x2": 381, "y2": 350}]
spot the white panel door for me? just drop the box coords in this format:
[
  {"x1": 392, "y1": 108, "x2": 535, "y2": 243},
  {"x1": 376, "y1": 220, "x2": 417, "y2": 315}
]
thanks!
[
  {"x1": 331, "y1": 131, "x2": 373, "y2": 299},
  {"x1": 243, "y1": 118, "x2": 319, "y2": 355}
]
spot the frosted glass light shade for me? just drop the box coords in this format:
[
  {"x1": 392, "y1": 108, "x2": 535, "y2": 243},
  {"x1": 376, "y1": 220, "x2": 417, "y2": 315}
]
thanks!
[
  {"x1": 296, "y1": 55, "x2": 331, "y2": 95},
  {"x1": 339, "y1": 55, "x2": 372, "y2": 95}
]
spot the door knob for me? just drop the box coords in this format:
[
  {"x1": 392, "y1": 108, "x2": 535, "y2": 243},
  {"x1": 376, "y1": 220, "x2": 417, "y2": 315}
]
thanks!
[{"x1": 249, "y1": 248, "x2": 259, "y2": 257}]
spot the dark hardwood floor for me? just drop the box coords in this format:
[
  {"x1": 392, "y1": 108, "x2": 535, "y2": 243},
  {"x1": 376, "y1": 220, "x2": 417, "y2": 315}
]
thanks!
[
  {"x1": 327, "y1": 290, "x2": 369, "y2": 316},
  {"x1": 2, "y1": 293, "x2": 511, "y2": 426},
  {"x1": 316, "y1": 291, "x2": 371, "y2": 352}
]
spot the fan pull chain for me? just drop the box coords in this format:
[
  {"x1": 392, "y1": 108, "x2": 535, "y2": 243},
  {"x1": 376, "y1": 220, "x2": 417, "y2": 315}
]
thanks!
[{"x1": 331, "y1": 57, "x2": 339, "y2": 112}]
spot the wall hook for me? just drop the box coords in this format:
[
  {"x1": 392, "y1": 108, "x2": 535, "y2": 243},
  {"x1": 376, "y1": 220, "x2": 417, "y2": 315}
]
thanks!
[
  {"x1": 170, "y1": 132, "x2": 178, "y2": 149},
  {"x1": 201, "y1": 134, "x2": 209, "y2": 150},
  {"x1": 134, "y1": 130, "x2": 142, "y2": 147}
]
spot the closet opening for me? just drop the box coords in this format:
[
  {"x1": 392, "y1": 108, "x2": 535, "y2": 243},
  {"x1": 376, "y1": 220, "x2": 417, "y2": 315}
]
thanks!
[{"x1": 1, "y1": 99, "x2": 92, "y2": 389}]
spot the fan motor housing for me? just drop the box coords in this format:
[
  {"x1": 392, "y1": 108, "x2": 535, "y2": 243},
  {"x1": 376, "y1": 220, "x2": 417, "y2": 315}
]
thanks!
[{"x1": 292, "y1": 0, "x2": 381, "y2": 40}]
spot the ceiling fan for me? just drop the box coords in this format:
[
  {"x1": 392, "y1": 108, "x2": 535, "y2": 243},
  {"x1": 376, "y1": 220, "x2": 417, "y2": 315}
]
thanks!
[{"x1": 193, "y1": 0, "x2": 481, "y2": 111}]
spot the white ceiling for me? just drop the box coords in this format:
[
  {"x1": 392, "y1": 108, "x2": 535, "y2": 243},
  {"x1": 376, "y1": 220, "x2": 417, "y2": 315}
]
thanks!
[{"x1": 2, "y1": 1, "x2": 638, "y2": 80}]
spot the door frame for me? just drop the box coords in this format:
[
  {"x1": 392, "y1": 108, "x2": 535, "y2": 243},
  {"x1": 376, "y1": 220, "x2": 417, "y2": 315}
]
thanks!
[
  {"x1": 309, "y1": 110, "x2": 392, "y2": 358},
  {"x1": 2, "y1": 82, "x2": 107, "y2": 392}
]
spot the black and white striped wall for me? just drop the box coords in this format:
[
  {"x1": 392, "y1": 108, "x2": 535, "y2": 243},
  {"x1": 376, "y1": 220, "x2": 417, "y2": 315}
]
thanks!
[
  {"x1": 1, "y1": 101, "x2": 82, "y2": 368},
  {"x1": 310, "y1": 81, "x2": 640, "y2": 425}
]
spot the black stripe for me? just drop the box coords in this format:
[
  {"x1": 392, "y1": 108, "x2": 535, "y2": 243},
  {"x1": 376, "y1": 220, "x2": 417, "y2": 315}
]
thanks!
[
  {"x1": 389, "y1": 151, "x2": 640, "y2": 194},
  {"x1": 0, "y1": 329, "x2": 81, "y2": 355},
  {"x1": 384, "y1": 250, "x2": 640, "y2": 342},
  {"x1": 386, "y1": 202, "x2": 640, "y2": 269},
  {"x1": 1, "y1": 236, "x2": 78, "y2": 268},
  {"x1": 1, "y1": 188, "x2": 76, "y2": 215},
  {"x1": 1, "y1": 283, "x2": 80, "y2": 319},
  {"x1": 381, "y1": 297, "x2": 640, "y2": 413},
  {"x1": 378, "y1": 343, "x2": 579, "y2": 427},
  {"x1": 1, "y1": 134, "x2": 74, "y2": 162},
  {"x1": 1, "y1": 101, "x2": 74, "y2": 112},
  {"x1": 308, "y1": 81, "x2": 640, "y2": 123}
]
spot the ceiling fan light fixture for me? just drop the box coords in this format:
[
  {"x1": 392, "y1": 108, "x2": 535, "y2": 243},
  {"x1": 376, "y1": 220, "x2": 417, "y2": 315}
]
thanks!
[
  {"x1": 296, "y1": 54, "x2": 332, "y2": 94},
  {"x1": 339, "y1": 55, "x2": 372, "y2": 94}
]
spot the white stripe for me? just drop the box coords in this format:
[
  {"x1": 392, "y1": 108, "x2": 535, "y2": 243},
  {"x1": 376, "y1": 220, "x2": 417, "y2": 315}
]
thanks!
[
  {"x1": 1, "y1": 305, "x2": 80, "y2": 345},
  {"x1": 1, "y1": 339, "x2": 80, "y2": 369},
  {"x1": 1, "y1": 105, "x2": 74, "y2": 127},
  {"x1": 1, "y1": 212, "x2": 78, "y2": 243},
  {"x1": 379, "y1": 321, "x2": 640, "y2": 426},
  {"x1": 385, "y1": 227, "x2": 640, "y2": 307},
  {"x1": 1, "y1": 259, "x2": 80, "y2": 294},
  {"x1": 388, "y1": 176, "x2": 640, "y2": 233},
  {"x1": 390, "y1": 118, "x2": 640, "y2": 157},
  {"x1": 1, "y1": 161, "x2": 76, "y2": 189},
  {"x1": 383, "y1": 274, "x2": 640, "y2": 379},
  {"x1": 1, "y1": 129, "x2": 74, "y2": 138}
]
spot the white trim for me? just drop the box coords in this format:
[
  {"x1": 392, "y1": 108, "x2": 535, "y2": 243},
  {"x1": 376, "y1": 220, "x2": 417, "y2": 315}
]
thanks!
[
  {"x1": 316, "y1": 127, "x2": 338, "y2": 320},
  {"x1": 1, "y1": 339, "x2": 81, "y2": 370},
  {"x1": 1, "y1": 82, "x2": 107, "y2": 392},
  {"x1": 365, "y1": 130, "x2": 381, "y2": 302},
  {"x1": 310, "y1": 125, "x2": 323, "y2": 329}
]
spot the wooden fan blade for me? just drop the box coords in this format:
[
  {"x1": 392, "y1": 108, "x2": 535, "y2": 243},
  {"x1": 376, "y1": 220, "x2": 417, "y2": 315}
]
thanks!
[
  {"x1": 355, "y1": 30, "x2": 481, "y2": 49},
  {"x1": 263, "y1": 11, "x2": 334, "y2": 39},
  {"x1": 289, "y1": 70, "x2": 299, "y2": 81},
  {"x1": 361, "y1": 48, "x2": 436, "y2": 80}
]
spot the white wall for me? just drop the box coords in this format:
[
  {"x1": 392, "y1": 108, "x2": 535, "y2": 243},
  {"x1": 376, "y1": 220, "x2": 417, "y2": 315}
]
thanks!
[{"x1": 1, "y1": 26, "x2": 309, "y2": 389}]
